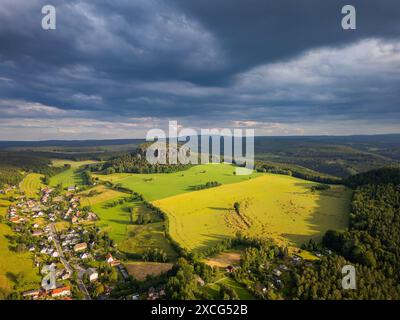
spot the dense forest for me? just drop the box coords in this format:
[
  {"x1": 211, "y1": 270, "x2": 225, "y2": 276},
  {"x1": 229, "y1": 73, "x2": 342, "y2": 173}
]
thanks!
[
  {"x1": 295, "y1": 167, "x2": 400, "y2": 299},
  {"x1": 343, "y1": 167, "x2": 400, "y2": 188}
]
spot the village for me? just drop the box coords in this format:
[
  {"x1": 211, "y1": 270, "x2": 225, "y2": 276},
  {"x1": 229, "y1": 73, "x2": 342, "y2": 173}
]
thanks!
[{"x1": 3, "y1": 185, "x2": 135, "y2": 300}]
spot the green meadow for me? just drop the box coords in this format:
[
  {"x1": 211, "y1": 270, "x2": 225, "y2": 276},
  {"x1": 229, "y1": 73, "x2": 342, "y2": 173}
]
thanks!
[
  {"x1": 94, "y1": 163, "x2": 261, "y2": 201},
  {"x1": 91, "y1": 198, "x2": 133, "y2": 242},
  {"x1": 0, "y1": 197, "x2": 11, "y2": 218},
  {"x1": 50, "y1": 159, "x2": 98, "y2": 187},
  {"x1": 91, "y1": 197, "x2": 177, "y2": 260}
]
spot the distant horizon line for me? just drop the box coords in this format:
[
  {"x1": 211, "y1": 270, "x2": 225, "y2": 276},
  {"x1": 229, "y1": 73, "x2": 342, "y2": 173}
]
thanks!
[{"x1": 1, "y1": 132, "x2": 400, "y2": 143}]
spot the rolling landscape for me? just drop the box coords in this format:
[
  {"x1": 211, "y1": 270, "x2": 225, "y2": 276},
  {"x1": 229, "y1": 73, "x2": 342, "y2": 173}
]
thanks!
[
  {"x1": 0, "y1": 136, "x2": 399, "y2": 300},
  {"x1": 1, "y1": 0, "x2": 399, "y2": 305}
]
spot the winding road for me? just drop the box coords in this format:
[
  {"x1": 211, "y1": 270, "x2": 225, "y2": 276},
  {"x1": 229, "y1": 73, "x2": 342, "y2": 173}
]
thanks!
[{"x1": 49, "y1": 223, "x2": 91, "y2": 300}]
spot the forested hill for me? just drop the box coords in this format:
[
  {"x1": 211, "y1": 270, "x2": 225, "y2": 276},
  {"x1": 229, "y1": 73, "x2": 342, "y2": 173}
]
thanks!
[
  {"x1": 312, "y1": 167, "x2": 400, "y2": 299},
  {"x1": 99, "y1": 144, "x2": 191, "y2": 174},
  {"x1": 343, "y1": 167, "x2": 400, "y2": 188},
  {"x1": 254, "y1": 135, "x2": 400, "y2": 178},
  {"x1": 0, "y1": 152, "x2": 67, "y2": 188}
]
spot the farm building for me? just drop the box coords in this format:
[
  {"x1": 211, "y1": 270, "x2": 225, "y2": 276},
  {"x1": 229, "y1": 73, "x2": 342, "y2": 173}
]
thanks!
[
  {"x1": 51, "y1": 286, "x2": 71, "y2": 298},
  {"x1": 73, "y1": 243, "x2": 87, "y2": 252},
  {"x1": 87, "y1": 268, "x2": 98, "y2": 282}
]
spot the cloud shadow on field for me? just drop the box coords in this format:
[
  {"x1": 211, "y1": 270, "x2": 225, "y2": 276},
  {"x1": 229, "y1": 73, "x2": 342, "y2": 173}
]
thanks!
[
  {"x1": 280, "y1": 181, "x2": 351, "y2": 247},
  {"x1": 194, "y1": 233, "x2": 232, "y2": 253}
]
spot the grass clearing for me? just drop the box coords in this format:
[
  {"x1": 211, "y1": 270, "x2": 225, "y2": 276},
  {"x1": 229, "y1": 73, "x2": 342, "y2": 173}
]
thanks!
[
  {"x1": 204, "y1": 276, "x2": 255, "y2": 300},
  {"x1": 92, "y1": 199, "x2": 135, "y2": 243},
  {"x1": 154, "y1": 174, "x2": 351, "y2": 253},
  {"x1": 54, "y1": 221, "x2": 70, "y2": 233},
  {"x1": 296, "y1": 250, "x2": 319, "y2": 261},
  {"x1": 94, "y1": 163, "x2": 261, "y2": 201},
  {"x1": 120, "y1": 222, "x2": 178, "y2": 260},
  {"x1": 204, "y1": 250, "x2": 242, "y2": 269},
  {"x1": 125, "y1": 261, "x2": 173, "y2": 281},
  {"x1": 19, "y1": 173, "x2": 44, "y2": 198}
]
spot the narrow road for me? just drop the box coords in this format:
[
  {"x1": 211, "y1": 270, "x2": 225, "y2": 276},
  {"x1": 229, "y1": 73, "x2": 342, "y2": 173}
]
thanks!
[
  {"x1": 49, "y1": 223, "x2": 91, "y2": 300},
  {"x1": 50, "y1": 224, "x2": 73, "y2": 272},
  {"x1": 74, "y1": 264, "x2": 92, "y2": 300}
]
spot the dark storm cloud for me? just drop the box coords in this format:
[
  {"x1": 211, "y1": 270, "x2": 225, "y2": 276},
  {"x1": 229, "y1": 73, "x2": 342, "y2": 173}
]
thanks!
[
  {"x1": 0, "y1": 0, "x2": 399, "y2": 139},
  {"x1": 173, "y1": 0, "x2": 400, "y2": 80}
]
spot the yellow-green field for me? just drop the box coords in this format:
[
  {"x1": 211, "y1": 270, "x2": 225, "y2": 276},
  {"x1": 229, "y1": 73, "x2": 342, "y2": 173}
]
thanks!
[
  {"x1": 0, "y1": 194, "x2": 40, "y2": 294},
  {"x1": 79, "y1": 185, "x2": 128, "y2": 207},
  {"x1": 19, "y1": 173, "x2": 44, "y2": 198},
  {"x1": 0, "y1": 197, "x2": 11, "y2": 218},
  {"x1": 0, "y1": 223, "x2": 40, "y2": 295},
  {"x1": 154, "y1": 174, "x2": 351, "y2": 253}
]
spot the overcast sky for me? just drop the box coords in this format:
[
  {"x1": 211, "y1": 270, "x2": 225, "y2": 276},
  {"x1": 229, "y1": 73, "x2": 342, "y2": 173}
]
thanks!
[{"x1": 0, "y1": 0, "x2": 399, "y2": 140}]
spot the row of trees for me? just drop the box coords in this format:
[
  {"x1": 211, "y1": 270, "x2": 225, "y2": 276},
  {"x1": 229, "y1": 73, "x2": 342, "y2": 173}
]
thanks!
[
  {"x1": 255, "y1": 162, "x2": 341, "y2": 184},
  {"x1": 189, "y1": 181, "x2": 222, "y2": 191},
  {"x1": 103, "y1": 195, "x2": 137, "y2": 208},
  {"x1": 142, "y1": 248, "x2": 168, "y2": 263}
]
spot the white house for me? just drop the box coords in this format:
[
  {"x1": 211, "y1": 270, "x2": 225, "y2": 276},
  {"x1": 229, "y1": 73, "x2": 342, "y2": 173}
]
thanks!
[
  {"x1": 106, "y1": 253, "x2": 114, "y2": 264},
  {"x1": 272, "y1": 269, "x2": 282, "y2": 277},
  {"x1": 80, "y1": 253, "x2": 89, "y2": 260},
  {"x1": 87, "y1": 268, "x2": 98, "y2": 282}
]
